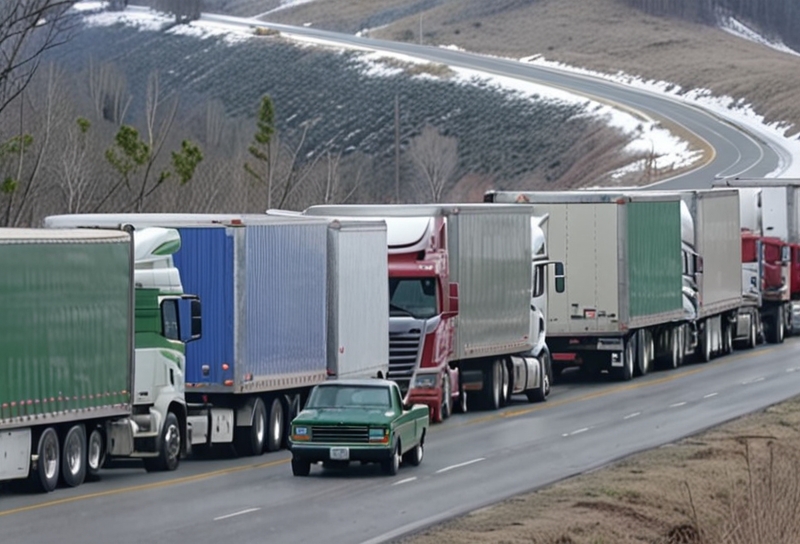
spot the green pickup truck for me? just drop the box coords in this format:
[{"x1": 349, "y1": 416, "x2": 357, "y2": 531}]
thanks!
[{"x1": 289, "y1": 379, "x2": 429, "y2": 476}]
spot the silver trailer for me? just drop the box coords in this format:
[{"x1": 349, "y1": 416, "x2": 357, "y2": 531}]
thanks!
[{"x1": 326, "y1": 219, "x2": 389, "y2": 380}]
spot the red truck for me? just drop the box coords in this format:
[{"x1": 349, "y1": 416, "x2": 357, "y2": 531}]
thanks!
[{"x1": 276, "y1": 204, "x2": 563, "y2": 423}]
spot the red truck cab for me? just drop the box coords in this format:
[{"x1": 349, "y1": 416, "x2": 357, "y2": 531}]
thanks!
[{"x1": 387, "y1": 216, "x2": 460, "y2": 423}]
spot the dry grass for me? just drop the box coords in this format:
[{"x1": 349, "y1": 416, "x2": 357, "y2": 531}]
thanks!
[
  {"x1": 259, "y1": 0, "x2": 800, "y2": 138},
  {"x1": 399, "y1": 396, "x2": 800, "y2": 544}
]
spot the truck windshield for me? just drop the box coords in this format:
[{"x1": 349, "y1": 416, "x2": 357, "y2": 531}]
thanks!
[
  {"x1": 307, "y1": 386, "x2": 391, "y2": 409},
  {"x1": 389, "y1": 278, "x2": 438, "y2": 319}
]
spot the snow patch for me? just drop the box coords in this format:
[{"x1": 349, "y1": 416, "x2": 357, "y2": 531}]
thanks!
[{"x1": 719, "y1": 16, "x2": 800, "y2": 57}]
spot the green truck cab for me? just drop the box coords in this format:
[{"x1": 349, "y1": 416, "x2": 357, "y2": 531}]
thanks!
[{"x1": 289, "y1": 379, "x2": 429, "y2": 476}]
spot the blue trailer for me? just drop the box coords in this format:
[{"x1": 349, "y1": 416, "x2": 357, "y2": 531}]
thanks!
[{"x1": 43, "y1": 214, "x2": 334, "y2": 456}]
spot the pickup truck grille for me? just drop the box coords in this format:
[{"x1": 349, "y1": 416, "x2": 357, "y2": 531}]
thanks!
[
  {"x1": 389, "y1": 331, "x2": 422, "y2": 394},
  {"x1": 310, "y1": 425, "x2": 369, "y2": 443}
]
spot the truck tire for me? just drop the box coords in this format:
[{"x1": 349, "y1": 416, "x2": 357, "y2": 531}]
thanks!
[
  {"x1": 266, "y1": 398, "x2": 285, "y2": 452},
  {"x1": 767, "y1": 310, "x2": 785, "y2": 344},
  {"x1": 666, "y1": 328, "x2": 680, "y2": 369},
  {"x1": 454, "y1": 378, "x2": 468, "y2": 414},
  {"x1": 143, "y1": 412, "x2": 181, "y2": 472},
  {"x1": 698, "y1": 323, "x2": 712, "y2": 363},
  {"x1": 382, "y1": 441, "x2": 401, "y2": 476},
  {"x1": 636, "y1": 330, "x2": 652, "y2": 376},
  {"x1": 483, "y1": 360, "x2": 503, "y2": 411},
  {"x1": 526, "y1": 354, "x2": 549, "y2": 403},
  {"x1": 86, "y1": 426, "x2": 106, "y2": 481},
  {"x1": 291, "y1": 457, "x2": 311, "y2": 477},
  {"x1": 722, "y1": 320, "x2": 733, "y2": 355},
  {"x1": 438, "y1": 373, "x2": 451, "y2": 422},
  {"x1": 500, "y1": 363, "x2": 511, "y2": 407},
  {"x1": 613, "y1": 336, "x2": 635, "y2": 381},
  {"x1": 61, "y1": 424, "x2": 86, "y2": 488},
  {"x1": 235, "y1": 397, "x2": 267, "y2": 456},
  {"x1": 33, "y1": 427, "x2": 60, "y2": 493}
]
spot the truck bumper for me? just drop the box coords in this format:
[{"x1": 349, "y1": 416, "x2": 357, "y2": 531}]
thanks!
[
  {"x1": 289, "y1": 444, "x2": 392, "y2": 463},
  {"x1": 407, "y1": 387, "x2": 442, "y2": 422}
]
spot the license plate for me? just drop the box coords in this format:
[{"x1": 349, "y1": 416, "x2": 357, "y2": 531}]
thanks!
[{"x1": 330, "y1": 447, "x2": 349, "y2": 461}]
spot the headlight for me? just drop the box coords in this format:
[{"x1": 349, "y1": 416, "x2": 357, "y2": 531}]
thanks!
[
  {"x1": 369, "y1": 427, "x2": 389, "y2": 443},
  {"x1": 413, "y1": 374, "x2": 437, "y2": 388},
  {"x1": 292, "y1": 426, "x2": 310, "y2": 441}
]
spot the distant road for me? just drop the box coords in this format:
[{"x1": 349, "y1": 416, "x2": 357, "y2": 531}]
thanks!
[{"x1": 197, "y1": 10, "x2": 791, "y2": 189}]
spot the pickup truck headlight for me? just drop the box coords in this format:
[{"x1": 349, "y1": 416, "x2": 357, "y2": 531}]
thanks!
[
  {"x1": 412, "y1": 374, "x2": 437, "y2": 388},
  {"x1": 291, "y1": 426, "x2": 310, "y2": 441},
  {"x1": 369, "y1": 427, "x2": 389, "y2": 444}
]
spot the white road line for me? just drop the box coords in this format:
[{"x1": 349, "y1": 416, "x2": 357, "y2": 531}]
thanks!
[
  {"x1": 742, "y1": 377, "x2": 765, "y2": 384},
  {"x1": 214, "y1": 508, "x2": 261, "y2": 521},
  {"x1": 669, "y1": 402, "x2": 687, "y2": 408},
  {"x1": 787, "y1": 368, "x2": 798, "y2": 373},
  {"x1": 392, "y1": 477, "x2": 417, "y2": 486},
  {"x1": 570, "y1": 427, "x2": 589, "y2": 435},
  {"x1": 704, "y1": 392, "x2": 718, "y2": 399},
  {"x1": 435, "y1": 458, "x2": 485, "y2": 474},
  {"x1": 624, "y1": 412, "x2": 640, "y2": 420}
]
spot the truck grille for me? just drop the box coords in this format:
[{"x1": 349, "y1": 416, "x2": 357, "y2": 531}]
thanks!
[
  {"x1": 389, "y1": 331, "x2": 421, "y2": 394},
  {"x1": 310, "y1": 425, "x2": 369, "y2": 443}
]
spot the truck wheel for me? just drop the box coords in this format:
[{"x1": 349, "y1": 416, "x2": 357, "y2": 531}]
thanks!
[
  {"x1": 266, "y1": 398, "x2": 285, "y2": 452},
  {"x1": 33, "y1": 427, "x2": 60, "y2": 492},
  {"x1": 403, "y1": 435, "x2": 424, "y2": 466},
  {"x1": 61, "y1": 424, "x2": 86, "y2": 488},
  {"x1": 291, "y1": 457, "x2": 311, "y2": 477},
  {"x1": 439, "y1": 373, "x2": 451, "y2": 421},
  {"x1": 667, "y1": 328, "x2": 680, "y2": 369},
  {"x1": 86, "y1": 427, "x2": 105, "y2": 481},
  {"x1": 636, "y1": 330, "x2": 652, "y2": 376},
  {"x1": 235, "y1": 398, "x2": 267, "y2": 456},
  {"x1": 143, "y1": 412, "x2": 181, "y2": 472},
  {"x1": 526, "y1": 354, "x2": 549, "y2": 403},
  {"x1": 613, "y1": 336, "x2": 635, "y2": 381},
  {"x1": 500, "y1": 363, "x2": 510, "y2": 407},
  {"x1": 723, "y1": 320, "x2": 733, "y2": 354},
  {"x1": 698, "y1": 323, "x2": 712, "y2": 363},
  {"x1": 482, "y1": 360, "x2": 502, "y2": 411},
  {"x1": 382, "y1": 441, "x2": 401, "y2": 476}
]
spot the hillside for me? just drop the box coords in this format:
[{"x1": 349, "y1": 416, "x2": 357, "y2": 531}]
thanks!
[{"x1": 246, "y1": 0, "x2": 800, "y2": 139}]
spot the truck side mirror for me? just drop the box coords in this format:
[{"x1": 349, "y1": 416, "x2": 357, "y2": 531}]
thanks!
[
  {"x1": 448, "y1": 282, "x2": 459, "y2": 315},
  {"x1": 781, "y1": 245, "x2": 791, "y2": 264},
  {"x1": 178, "y1": 296, "x2": 202, "y2": 343},
  {"x1": 553, "y1": 262, "x2": 565, "y2": 293}
]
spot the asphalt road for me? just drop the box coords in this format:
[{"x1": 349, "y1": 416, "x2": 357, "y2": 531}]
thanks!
[
  {"x1": 4, "y1": 340, "x2": 800, "y2": 543},
  {"x1": 197, "y1": 10, "x2": 791, "y2": 187}
]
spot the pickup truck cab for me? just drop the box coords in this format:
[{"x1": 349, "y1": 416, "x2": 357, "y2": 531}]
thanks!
[{"x1": 289, "y1": 379, "x2": 429, "y2": 476}]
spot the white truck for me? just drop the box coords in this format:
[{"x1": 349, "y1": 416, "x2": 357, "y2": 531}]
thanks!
[
  {"x1": 276, "y1": 203, "x2": 564, "y2": 421},
  {"x1": 44, "y1": 213, "x2": 389, "y2": 457}
]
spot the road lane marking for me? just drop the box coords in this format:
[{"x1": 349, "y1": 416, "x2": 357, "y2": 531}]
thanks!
[
  {"x1": 787, "y1": 368, "x2": 800, "y2": 373},
  {"x1": 742, "y1": 377, "x2": 765, "y2": 385},
  {"x1": 392, "y1": 477, "x2": 417, "y2": 486},
  {"x1": 624, "y1": 412, "x2": 641, "y2": 420},
  {"x1": 669, "y1": 402, "x2": 687, "y2": 408},
  {"x1": 0, "y1": 457, "x2": 289, "y2": 518},
  {"x1": 214, "y1": 507, "x2": 260, "y2": 521},
  {"x1": 704, "y1": 392, "x2": 718, "y2": 399},
  {"x1": 435, "y1": 458, "x2": 485, "y2": 474}
]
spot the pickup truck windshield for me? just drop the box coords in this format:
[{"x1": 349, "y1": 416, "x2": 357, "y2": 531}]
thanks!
[
  {"x1": 389, "y1": 278, "x2": 437, "y2": 319},
  {"x1": 307, "y1": 386, "x2": 392, "y2": 409}
]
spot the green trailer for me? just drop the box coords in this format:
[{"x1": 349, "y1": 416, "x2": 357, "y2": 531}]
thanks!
[
  {"x1": 484, "y1": 191, "x2": 685, "y2": 381},
  {"x1": 0, "y1": 228, "x2": 134, "y2": 492}
]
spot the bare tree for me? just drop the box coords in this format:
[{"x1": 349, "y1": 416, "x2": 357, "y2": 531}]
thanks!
[
  {"x1": 87, "y1": 58, "x2": 131, "y2": 125},
  {"x1": 0, "y1": 1, "x2": 79, "y2": 119},
  {"x1": 56, "y1": 116, "x2": 96, "y2": 213},
  {"x1": 322, "y1": 149, "x2": 370, "y2": 204},
  {"x1": 407, "y1": 124, "x2": 459, "y2": 203}
]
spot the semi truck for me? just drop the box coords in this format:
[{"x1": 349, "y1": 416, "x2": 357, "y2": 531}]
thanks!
[
  {"x1": 281, "y1": 203, "x2": 564, "y2": 421},
  {"x1": 711, "y1": 178, "x2": 800, "y2": 342},
  {"x1": 0, "y1": 227, "x2": 200, "y2": 493},
  {"x1": 44, "y1": 213, "x2": 389, "y2": 457},
  {"x1": 484, "y1": 190, "x2": 687, "y2": 380}
]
